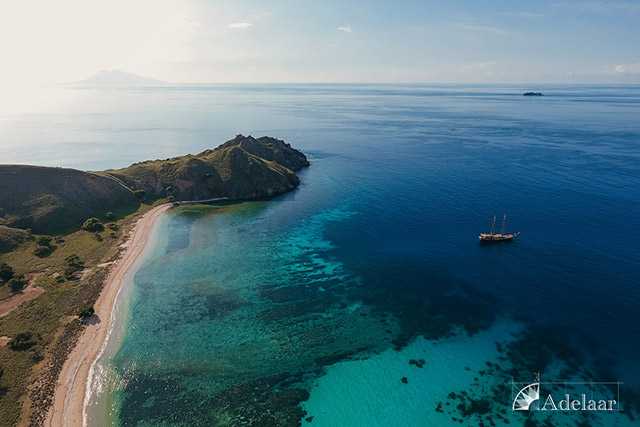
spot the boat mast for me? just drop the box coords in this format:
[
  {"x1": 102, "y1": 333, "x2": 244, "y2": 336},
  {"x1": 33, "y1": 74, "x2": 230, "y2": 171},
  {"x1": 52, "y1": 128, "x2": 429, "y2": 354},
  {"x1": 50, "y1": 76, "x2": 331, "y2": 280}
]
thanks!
[
  {"x1": 490, "y1": 216, "x2": 496, "y2": 234},
  {"x1": 501, "y1": 214, "x2": 507, "y2": 235}
]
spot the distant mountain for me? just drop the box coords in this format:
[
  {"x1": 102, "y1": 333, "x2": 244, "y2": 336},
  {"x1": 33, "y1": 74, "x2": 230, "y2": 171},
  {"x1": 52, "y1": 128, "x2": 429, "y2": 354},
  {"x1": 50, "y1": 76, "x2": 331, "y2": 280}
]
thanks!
[{"x1": 76, "y1": 69, "x2": 165, "y2": 86}]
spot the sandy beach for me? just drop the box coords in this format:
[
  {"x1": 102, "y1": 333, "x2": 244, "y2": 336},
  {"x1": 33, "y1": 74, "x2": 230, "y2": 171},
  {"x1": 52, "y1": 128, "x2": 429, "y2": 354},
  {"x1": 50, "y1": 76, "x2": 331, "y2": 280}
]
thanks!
[{"x1": 45, "y1": 204, "x2": 171, "y2": 427}]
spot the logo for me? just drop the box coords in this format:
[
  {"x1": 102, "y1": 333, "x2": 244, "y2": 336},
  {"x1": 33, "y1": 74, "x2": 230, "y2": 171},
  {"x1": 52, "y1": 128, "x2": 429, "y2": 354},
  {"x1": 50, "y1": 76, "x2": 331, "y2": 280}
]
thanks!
[
  {"x1": 511, "y1": 373, "x2": 621, "y2": 412},
  {"x1": 512, "y1": 374, "x2": 540, "y2": 410}
]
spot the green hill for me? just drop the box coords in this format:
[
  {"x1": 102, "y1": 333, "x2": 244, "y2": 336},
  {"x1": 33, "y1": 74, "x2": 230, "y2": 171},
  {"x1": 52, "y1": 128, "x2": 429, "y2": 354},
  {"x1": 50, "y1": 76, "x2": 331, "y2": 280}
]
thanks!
[
  {"x1": 0, "y1": 225, "x2": 30, "y2": 253},
  {"x1": 0, "y1": 135, "x2": 308, "y2": 235},
  {"x1": 0, "y1": 166, "x2": 140, "y2": 235},
  {"x1": 105, "y1": 135, "x2": 309, "y2": 201}
]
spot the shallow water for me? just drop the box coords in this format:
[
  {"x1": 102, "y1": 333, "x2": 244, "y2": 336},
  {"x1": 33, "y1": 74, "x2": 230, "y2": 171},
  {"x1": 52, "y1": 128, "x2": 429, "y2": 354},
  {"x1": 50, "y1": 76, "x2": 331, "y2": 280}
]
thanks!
[{"x1": 2, "y1": 84, "x2": 639, "y2": 425}]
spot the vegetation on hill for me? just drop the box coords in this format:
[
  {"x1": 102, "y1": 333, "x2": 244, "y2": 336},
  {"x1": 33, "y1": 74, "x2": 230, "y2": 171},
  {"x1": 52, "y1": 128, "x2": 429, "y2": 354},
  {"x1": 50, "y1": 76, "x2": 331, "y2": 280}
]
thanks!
[
  {"x1": 0, "y1": 226, "x2": 30, "y2": 254},
  {"x1": 0, "y1": 166, "x2": 140, "y2": 235},
  {"x1": 76, "y1": 305, "x2": 95, "y2": 319},
  {"x1": 0, "y1": 203, "x2": 151, "y2": 425},
  {"x1": 105, "y1": 135, "x2": 309, "y2": 201},
  {"x1": 0, "y1": 135, "x2": 308, "y2": 236},
  {"x1": 0, "y1": 262, "x2": 14, "y2": 282}
]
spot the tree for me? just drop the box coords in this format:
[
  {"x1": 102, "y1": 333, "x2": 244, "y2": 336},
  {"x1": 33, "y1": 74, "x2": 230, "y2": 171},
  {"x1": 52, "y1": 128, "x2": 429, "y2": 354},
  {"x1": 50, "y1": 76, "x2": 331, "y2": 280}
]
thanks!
[
  {"x1": 34, "y1": 235, "x2": 56, "y2": 256},
  {"x1": 81, "y1": 217, "x2": 104, "y2": 232},
  {"x1": 134, "y1": 189, "x2": 146, "y2": 200},
  {"x1": 64, "y1": 267, "x2": 79, "y2": 280},
  {"x1": 8, "y1": 275, "x2": 27, "y2": 293},
  {"x1": 64, "y1": 254, "x2": 84, "y2": 280},
  {"x1": 0, "y1": 262, "x2": 14, "y2": 282},
  {"x1": 105, "y1": 211, "x2": 115, "y2": 220},
  {"x1": 8, "y1": 332, "x2": 35, "y2": 350},
  {"x1": 65, "y1": 254, "x2": 84, "y2": 269},
  {"x1": 35, "y1": 235, "x2": 52, "y2": 247},
  {"x1": 77, "y1": 305, "x2": 95, "y2": 319}
]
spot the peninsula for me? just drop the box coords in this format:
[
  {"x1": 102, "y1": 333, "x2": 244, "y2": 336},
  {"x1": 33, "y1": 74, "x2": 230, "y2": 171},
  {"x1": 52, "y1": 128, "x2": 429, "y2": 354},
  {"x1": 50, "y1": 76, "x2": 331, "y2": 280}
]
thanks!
[{"x1": 0, "y1": 135, "x2": 308, "y2": 426}]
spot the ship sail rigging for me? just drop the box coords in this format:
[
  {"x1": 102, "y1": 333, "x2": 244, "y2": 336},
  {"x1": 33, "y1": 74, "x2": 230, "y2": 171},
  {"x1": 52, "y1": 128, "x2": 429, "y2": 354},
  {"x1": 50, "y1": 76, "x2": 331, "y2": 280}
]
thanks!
[{"x1": 479, "y1": 214, "x2": 520, "y2": 241}]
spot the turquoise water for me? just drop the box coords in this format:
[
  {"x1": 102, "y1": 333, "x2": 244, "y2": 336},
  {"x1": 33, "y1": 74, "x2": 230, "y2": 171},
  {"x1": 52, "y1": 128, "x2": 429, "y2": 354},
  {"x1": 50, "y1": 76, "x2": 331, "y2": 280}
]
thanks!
[{"x1": 2, "y1": 84, "x2": 640, "y2": 425}]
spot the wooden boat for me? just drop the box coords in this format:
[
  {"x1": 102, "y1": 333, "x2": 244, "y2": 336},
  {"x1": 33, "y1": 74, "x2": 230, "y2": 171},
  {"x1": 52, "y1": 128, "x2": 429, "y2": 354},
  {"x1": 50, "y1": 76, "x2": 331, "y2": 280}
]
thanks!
[{"x1": 479, "y1": 214, "x2": 520, "y2": 241}]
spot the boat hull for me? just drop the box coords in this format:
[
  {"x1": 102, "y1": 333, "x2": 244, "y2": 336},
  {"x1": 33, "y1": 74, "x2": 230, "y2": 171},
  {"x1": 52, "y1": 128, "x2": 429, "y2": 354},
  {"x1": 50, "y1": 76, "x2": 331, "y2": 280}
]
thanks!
[{"x1": 478, "y1": 232, "x2": 520, "y2": 242}]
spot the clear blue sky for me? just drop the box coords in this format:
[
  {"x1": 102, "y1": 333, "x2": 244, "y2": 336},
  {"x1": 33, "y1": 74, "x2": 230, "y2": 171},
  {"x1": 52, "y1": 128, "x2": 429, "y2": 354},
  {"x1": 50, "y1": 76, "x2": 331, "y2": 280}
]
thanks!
[{"x1": 1, "y1": 0, "x2": 639, "y2": 86}]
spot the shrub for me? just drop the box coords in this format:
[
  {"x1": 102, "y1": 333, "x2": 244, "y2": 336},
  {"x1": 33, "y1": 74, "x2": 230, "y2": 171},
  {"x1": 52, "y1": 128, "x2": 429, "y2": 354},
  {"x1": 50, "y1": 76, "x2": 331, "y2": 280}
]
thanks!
[
  {"x1": 134, "y1": 189, "x2": 145, "y2": 200},
  {"x1": 0, "y1": 262, "x2": 14, "y2": 282},
  {"x1": 63, "y1": 267, "x2": 79, "y2": 280},
  {"x1": 108, "y1": 223, "x2": 119, "y2": 231},
  {"x1": 8, "y1": 275, "x2": 27, "y2": 293},
  {"x1": 8, "y1": 332, "x2": 35, "y2": 351},
  {"x1": 65, "y1": 254, "x2": 84, "y2": 269},
  {"x1": 29, "y1": 349, "x2": 44, "y2": 362},
  {"x1": 35, "y1": 235, "x2": 52, "y2": 247},
  {"x1": 34, "y1": 235, "x2": 56, "y2": 256},
  {"x1": 34, "y1": 245, "x2": 53, "y2": 257},
  {"x1": 81, "y1": 217, "x2": 104, "y2": 232},
  {"x1": 77, "y1": 305, "x2": 95, "y2": 319},
  {"x1": 63, "y1": 254, "x2": 84, "y2": 280},
  {"x1": 105, "y1": 211, "x2": 115, "y2": 220}
]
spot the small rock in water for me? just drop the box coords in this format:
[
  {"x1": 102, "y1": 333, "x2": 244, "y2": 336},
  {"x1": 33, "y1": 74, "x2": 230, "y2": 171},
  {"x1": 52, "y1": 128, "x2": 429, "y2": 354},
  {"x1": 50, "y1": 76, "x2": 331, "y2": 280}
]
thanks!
[
  {"x1": 401, "y1": 376, "x2": 408, "y2": 384},
  {"x1": 408, "y1": 358, "x2": 425, "y2": 368}
]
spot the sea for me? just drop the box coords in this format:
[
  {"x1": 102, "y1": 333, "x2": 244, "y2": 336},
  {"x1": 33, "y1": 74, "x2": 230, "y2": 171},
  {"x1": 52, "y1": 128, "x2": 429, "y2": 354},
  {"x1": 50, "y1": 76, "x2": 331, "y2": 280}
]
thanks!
[{"x1": 1, "y1": 84, "x2": 639, "y2": 426}]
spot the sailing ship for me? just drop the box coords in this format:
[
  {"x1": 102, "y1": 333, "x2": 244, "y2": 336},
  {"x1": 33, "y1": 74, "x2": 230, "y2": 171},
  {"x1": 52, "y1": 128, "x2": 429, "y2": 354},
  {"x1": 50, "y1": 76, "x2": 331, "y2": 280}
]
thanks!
[{"x1": 479, "y1": 214, "x2": 520, "y2": 241}]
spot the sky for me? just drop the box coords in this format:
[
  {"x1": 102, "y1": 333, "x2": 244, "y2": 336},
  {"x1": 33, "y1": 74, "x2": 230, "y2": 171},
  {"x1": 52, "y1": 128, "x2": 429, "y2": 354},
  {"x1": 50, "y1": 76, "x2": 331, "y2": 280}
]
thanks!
[{"x1": 0, "y1": 0, "x2": 639, "y2": 90}]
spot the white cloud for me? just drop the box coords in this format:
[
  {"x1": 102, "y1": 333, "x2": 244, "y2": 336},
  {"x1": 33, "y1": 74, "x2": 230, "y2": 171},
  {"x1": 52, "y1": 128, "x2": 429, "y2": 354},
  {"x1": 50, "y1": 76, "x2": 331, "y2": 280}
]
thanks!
[
  {"x1": 456, "y1": 24, "x2": 508, "y2": 35},
  {"x1": 337, "y1": 26, "x2": 354, "y2": 34},
  {"x1": 228, "y1": 22, "x2": 253, "y2": 30},
  {"x1": 613, "y1": 63, "x2": 640, "y2": 74}
]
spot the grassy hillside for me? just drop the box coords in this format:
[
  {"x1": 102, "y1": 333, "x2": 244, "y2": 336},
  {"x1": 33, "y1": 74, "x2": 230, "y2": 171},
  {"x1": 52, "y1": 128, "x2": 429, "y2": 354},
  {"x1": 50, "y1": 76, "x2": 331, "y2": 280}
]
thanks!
[
  {"x1": 0, "y1": 136, "x2": 307, "y2": 236},
  {"x1": 217, "y1": 135, "x2": 310, "y2": 171},
  {"x1": 105, "y1": 135, "x2": 310, "y2": 201},
  {"x1": 0, "y1": 226, "x2": 30, "y2": 254},
  {"x1": 0, "y1": 204, "x2": 155, "y2": 426},
  {"x1": 0, "y1": 166, "x2": 140, "y2": 235}
]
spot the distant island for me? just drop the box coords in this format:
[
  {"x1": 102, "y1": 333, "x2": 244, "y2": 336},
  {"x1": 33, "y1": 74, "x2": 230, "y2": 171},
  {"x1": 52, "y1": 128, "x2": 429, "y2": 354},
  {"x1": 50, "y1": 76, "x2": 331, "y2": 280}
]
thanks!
[
  {"x1": 75, "y1": 69, "x2": 165, "y2": 86},
  {"x1": 522, "y1": 92, "x2": 543, "y2": 96}
]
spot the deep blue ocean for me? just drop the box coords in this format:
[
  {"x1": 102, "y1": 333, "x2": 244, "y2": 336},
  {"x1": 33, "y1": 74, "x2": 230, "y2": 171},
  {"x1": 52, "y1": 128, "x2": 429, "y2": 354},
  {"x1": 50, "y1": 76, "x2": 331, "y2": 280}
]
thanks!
[{"x1": 2, "y1": 84, "x2": 639, "y2": 426}]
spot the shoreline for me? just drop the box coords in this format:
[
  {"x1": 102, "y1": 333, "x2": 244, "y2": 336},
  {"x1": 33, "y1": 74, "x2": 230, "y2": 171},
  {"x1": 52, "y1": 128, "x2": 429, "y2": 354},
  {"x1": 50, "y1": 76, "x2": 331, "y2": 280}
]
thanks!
[{"x1": 45, "y1": 204, "x2": 171, "y2": 427}]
